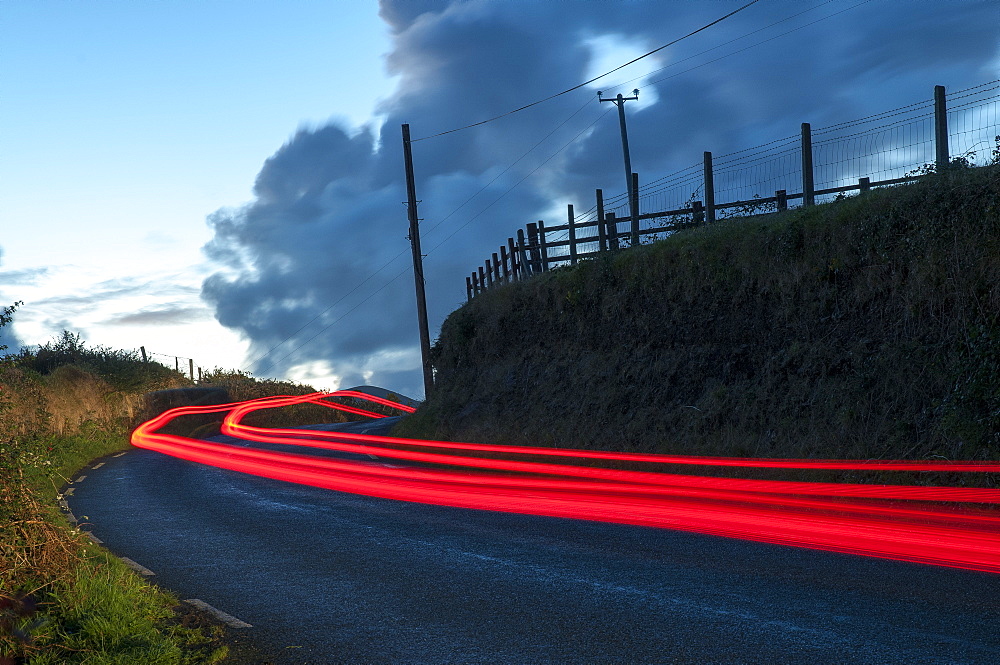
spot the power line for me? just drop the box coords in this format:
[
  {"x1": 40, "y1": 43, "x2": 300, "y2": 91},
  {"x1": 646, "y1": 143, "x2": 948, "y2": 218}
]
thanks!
[
  {"x1": 639, "y1": 0, "x2": 873, "y2": 91},
  {"x1": 597, "y1": 0, "x2": 844, "y2": 96},
  {"x1": 411, "y1": 0, "x2": 763, "y2": 142}
]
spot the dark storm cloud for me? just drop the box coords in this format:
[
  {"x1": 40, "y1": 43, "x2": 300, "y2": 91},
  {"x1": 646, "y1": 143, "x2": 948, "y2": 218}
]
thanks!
[{"x1": 201, "y1": 0, "x2": 1000, "y2": 398}]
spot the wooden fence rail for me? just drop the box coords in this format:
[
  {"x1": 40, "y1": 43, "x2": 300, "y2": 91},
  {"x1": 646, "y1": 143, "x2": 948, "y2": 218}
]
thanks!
[{"x1": 465, "y1": 84, "x2": 971, "y2": 302}]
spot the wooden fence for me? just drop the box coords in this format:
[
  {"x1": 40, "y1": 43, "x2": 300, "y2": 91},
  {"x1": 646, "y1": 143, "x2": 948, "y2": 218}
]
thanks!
[{"x1": 465, "y1": 84, "x2": 969, "y2": 301}]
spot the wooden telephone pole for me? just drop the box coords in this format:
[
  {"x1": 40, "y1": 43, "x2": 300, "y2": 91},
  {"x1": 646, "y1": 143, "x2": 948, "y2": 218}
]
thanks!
[
  {"x1": 599, "y1": 89, "x2": 640, "y2": 244},
  {"x1": 401, "y1": 124, "x2": 434, "y2": 398}
]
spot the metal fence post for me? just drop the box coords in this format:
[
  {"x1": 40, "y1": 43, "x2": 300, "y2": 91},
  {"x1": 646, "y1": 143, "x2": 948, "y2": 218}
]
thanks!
[
  {"x1": 631, "y1": 172, "x2": 640, "y2": 246},
  {"x1": 801, "y1": 123, "x2": 814, "y2": 206},
  {"x1": 704, "y1": 151, "x2": 715, "y2": 223},
  {"x1": 934, "y1": 84, "x2": 949, "y2": 171},
  {"x1": 568, "y1": 204, "x2": 577, "y2": 265}
]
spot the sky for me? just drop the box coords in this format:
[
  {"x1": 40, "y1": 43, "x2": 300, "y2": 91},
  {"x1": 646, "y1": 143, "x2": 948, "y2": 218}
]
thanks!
[{"x1": 2, "y1": 0, "x2": 998, "y2": 400}]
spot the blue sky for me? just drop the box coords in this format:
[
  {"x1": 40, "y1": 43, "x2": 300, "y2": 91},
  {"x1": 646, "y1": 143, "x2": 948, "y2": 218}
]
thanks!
[
  {"x1": 2, "y1": 1, "x2": 998, "y2": 399},
  {"x1": 1, "y1": 0, "x2": 394, "y2": 378}
]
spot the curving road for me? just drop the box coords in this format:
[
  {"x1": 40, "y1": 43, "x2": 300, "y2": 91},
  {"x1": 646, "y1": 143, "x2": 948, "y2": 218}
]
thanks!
[{"x1": 68, "y1": 419, "x2": 1000, "y2": 664}]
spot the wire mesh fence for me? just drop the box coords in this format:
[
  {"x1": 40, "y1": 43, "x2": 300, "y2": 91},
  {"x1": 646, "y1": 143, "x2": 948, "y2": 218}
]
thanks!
[{"x1": 466, "y1": 81, "x2": 1000, "y2": 300}]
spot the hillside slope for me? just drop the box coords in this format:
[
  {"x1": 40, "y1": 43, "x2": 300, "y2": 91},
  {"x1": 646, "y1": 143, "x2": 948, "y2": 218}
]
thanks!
[{"x1": 397, "y1": 165, "x2": 1000, "y2": 463}]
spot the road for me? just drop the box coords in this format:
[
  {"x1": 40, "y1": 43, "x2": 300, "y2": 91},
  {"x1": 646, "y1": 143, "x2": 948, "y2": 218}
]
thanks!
[{"x1": 68, "y1": 419, "x2": 1000, "y2": 664}]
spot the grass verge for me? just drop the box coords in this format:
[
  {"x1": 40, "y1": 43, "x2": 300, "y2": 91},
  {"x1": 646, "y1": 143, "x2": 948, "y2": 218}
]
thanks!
[{"x1": 0, "y1": 333, "x2": 321, "y2": 663}]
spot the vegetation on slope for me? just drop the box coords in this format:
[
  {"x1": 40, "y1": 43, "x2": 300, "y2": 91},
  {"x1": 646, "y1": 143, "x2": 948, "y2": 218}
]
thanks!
[
  {"x1": 0, "y1": 330, "x2": 323, "y2": 663},
  {"x1": 398, "y1": 164, "x2": 1000, "y2": 473}
]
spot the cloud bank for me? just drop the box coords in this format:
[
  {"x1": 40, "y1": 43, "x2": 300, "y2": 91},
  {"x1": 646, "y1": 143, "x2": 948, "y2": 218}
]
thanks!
[{"x1": 201, "y1": 0, "x2": 1000, "y2": 398}]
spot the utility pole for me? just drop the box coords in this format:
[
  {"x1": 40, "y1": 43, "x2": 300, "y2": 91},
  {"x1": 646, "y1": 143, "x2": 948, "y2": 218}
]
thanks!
[
  {"x1": 599, "y1": 89, "x2": 640, "y2": 244},
  {"x1": 401, "y1": 124, "x2": 434, "y2": 399}
]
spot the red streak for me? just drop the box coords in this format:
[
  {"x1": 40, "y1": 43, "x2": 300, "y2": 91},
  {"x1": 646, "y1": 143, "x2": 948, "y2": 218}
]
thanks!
[{"x1": 131, "y1": 392, "x2": 1000, "y2": 574}]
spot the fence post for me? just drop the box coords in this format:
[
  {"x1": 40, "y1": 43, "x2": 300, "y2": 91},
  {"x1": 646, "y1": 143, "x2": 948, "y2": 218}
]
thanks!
[
  {"x1": 140, "y1": 346, "x2": 147, "y2": 362},
  {"x1": 198, "y1": 367, "x2": 203, "y2": 383},
  {"x1": 692, "y1": 200, "x2": 704, "y2": 224},
  {"x1": 934, "y1": 84, "x2": 949, "y2": 171},
  {"x1": 859, "y1": 177, "x2": 870, "y2": 193},
  {"x1": 596, "y1": 189, "x2": 607, "y2": 252},
  {"x1": 466, "y1": 276, "x2": 473, "y2": 301},
  {"x1": 567, "y1": 204, "x2": 577, "y2": 265},
  {"x1": 492, "y1": 252, "x2": 501, "y2": 284},
  {"x1": 776, "y1": 189, "x2": 787, "y2": 212},
  {"x1": 801, "y1": 123, "x2": 814, "y2": 206},
  {"x1": 478, "y1": 266, "x2": 487, "y2": 293},
  {"x1": 537, "y1": 220, "x2": 550, "y2": 272},
  {"x1": 703, "y1": 151, "x2": 716, "y2": 223},
  {"x1": 606, "y1": 212, "x2": 619, "y2": 250},
  {"x1": 527, "y1": 223, "x2": 542, "y2": 273},
  {"x1": 472, "y1": 271, "x2": 480, "y2": 295},
  {"x1": 507, "y1": 238, "x2": 518, "y2": 280},
  {"x1": 175, "y1": 357, "x2": 179, "y2": 372},
  {"x1": 631, "y1": 172, "x2": 640, "y2": 246},
  {"x1": 484, "y1": 259, "x2": 494, "y2": 288},
  {"x1": 189, "y1": 358, "x2": 194, "y2": 381},
  {"x1": 517, "y1": 229, "x2": 531, "y2": 277}
]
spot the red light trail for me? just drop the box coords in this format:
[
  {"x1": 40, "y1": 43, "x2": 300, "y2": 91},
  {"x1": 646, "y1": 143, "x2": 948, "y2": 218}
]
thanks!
[{"x1": 131, "y1": 392, "x2": 1000, "y2": 574}]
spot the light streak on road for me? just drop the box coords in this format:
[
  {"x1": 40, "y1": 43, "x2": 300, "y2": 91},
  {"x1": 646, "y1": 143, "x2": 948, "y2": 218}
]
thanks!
[{"x1": 131, "y1": 392, "x2": 1000, "y2": 574}]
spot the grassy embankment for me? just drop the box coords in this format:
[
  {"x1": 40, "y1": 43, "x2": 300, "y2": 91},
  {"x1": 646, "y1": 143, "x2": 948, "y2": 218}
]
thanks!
[
  {"x1": 0, "y1": 331, "x2": 337, "y2": 664},
  {"x1": 397, "y1": 163, "x2": 1000, "y2": 482}
]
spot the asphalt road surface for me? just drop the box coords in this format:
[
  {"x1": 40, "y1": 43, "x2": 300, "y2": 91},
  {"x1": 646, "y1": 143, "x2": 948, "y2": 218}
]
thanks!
[{"x1": 68, "y1": 420, "x2": 1000, "y2": 664}]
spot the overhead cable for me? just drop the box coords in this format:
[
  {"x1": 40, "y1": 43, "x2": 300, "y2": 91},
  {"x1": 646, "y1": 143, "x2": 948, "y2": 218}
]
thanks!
[{"x1": 411, "y1": 0, "x2": 762, "y2": 142}]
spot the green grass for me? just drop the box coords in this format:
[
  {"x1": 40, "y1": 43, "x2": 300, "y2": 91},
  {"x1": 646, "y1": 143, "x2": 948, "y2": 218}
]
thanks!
[
  {"x1": 2, "y1": 424, "x2": 230, "y2": 663},
  {"x1": 25, "y1": 552, "x2": 227, "y2": 665}
]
